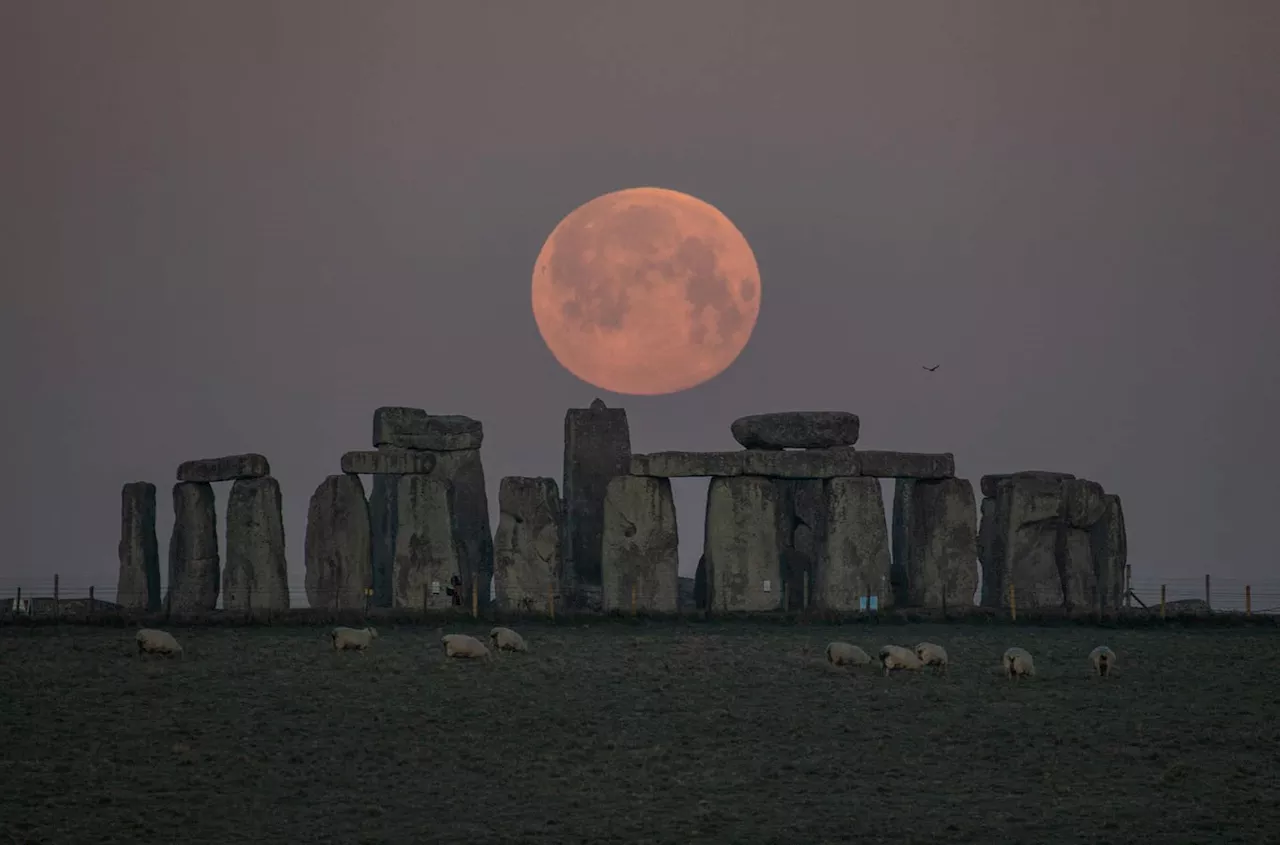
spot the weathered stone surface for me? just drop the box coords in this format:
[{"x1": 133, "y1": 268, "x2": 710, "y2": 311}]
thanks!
[
  {"x1": 340, "y1": 449, "x2": 436, "y2": 476},
  {"x1": 362, "y1": 446, "x2": 493, "y2": 611},
  {"x1": 890, "y1": 480, "x2": 913, "y2": 605},
  {"x1": 980, "y1": 471, "x2": 1074, "y2": 499},
  {"x1": 910, "y1": 478, "x2": 978, "y2": 607},
  {"x1": 177, "y1": 453, "x2": 270, "y2": 483},
  {"x1": 856, "y1": 451, "x2": 954, "y2": 479},
  {"x1": 631, "y1": 451, "x2": 745, "y2": 477},
  {"x1": 304, "y1": 474, "x2": 372, "y2": 609},
  {"x1": 1089, "y1": 494, "x2": 1127, "y2": 609},
  {"x1": 730, "y1": 411, "x2": 861, "y2": 450},
  {"x1": 819, "y1": 477, "x2": 892, "y2": 610},
  {"x1": 694, "y1": 554, "x2": 708, "y2": 609},
  {"x1": 1057, "y1": 523, "x2": 1096, "y2": 612},
  {"x1": 744, "y1": 448, "x2": 860, "y2": 479},
  {"x1": 117, "y1": 482, "x2": 160, "y2": 611},
  {"x1": 493, "y1": 477, "x2": 563, "y2": 613},
  {"x1": 167, "y1": 482, "x2": 219, "y2": 612},
  {"x1": 368, "y1": 474, "x2": 397, "y2": 608},
  {"x1": 629, "y1": 448, "x2": 859, "y2": 479},
  {"x1": 564, "y1": 402, "x2": 631, "y2": 595},
  {"x1": 1061, "y1": 479, "x2": 1107, "y2": 528},
  {"x1": 601, "y1": 476, "x2": 679, "y2": 613},
  {"x1": 703, "y1": 476, "x2": 784, "y2": 612},
  {"x1": 1001, "y1": 476, "x2": 1067, "y2": 609},
  {"x1": 223, "y1": 477, "x2": 290, "y2": 611},
  {"x1": 426, "y1": 449, "x2": 493, "y2": 611},
  {"x1": 393, "y1": 475, "x2": 460, "y2": 610},
  {"x1": 373, "y1": 407, "x2": 483, "y2": 451},
  {"x1": 978, "y1": 496, "x2": 1011, "y2": 607}
]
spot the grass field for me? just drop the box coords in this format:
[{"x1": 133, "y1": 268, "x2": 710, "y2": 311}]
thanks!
[{"x1": 2, "y1": 621, "x2": 1278, "y2": 844}]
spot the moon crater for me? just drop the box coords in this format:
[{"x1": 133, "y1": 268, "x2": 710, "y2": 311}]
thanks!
[{"x1": 532, "y1": 187, "x2": 762, "y2": 395}]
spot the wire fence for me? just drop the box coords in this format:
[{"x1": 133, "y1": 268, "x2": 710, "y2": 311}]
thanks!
[{"x1": 2, "y1": 571, "x2": 1278, "y2": 622}]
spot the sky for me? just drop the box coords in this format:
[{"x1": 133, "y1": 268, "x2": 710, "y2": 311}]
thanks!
[{"x1": 3, "y1": 1, "x2": 1278, "y2": 607}]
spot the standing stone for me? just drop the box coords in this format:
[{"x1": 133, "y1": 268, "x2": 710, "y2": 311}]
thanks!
[
  {"x1": 117, "y1": 482, "x2": 160, "y2": 611},
  {"x1": 890, "y1": 480, "x2": 913, "y2": 605},
  {"x1": 427, "y1": 449, "x2": 493, "y2": 610},
  {"x1": 393, "y1": 475, "x2": 460, "y2": 610},
  {"x1": 168, "y1": 482, "x2": 219, "y2": 612},
  {"x1": 978, "y1": 495, "x2": 1011, "y2": 607},
  {"x1": 694, "y1": 554, "x2": 708, "y2": 610},
  {"x1": 818, "y1": 477, "x2": 891, "y2": 610},
  {"x1": 1000, "y1": 476, "x2": 1067, "y2": 610},
  {"x1": 493, "y1": 477, "x2": 563, "y2": 612},
  {"x1": 902, "y1": 478, "x2": 979, "y2": 608},
  {"x1": 368, "y1": 474, "x2": 398, "y2": 608},
  {"x1": 1057, "y1": 479, "x2": 1107, "y2": 612},
  {"x1": 223, "y1": 477, "x2": 290, "y2": 611},
  {"x1": 703, "y1": 476, "x2": 784, "y2": 613},
  {"x1": 601, "y1": 476, "x2": 679, "y2": 613},
  {"x1": 304, "y1": 474, "x2": 372, "y2": 610},
  {"x1": 563, "y1": 400, "x2": 631, "y2": 600},
  {"x1": 1090, "y1": 494, "x2": 1127, "y2": 610}
]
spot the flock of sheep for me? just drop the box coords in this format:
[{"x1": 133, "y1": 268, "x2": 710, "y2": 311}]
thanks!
[
  {"x1": 135, "y1": 626, "x2": 1118, "y2": 679},
  {"x1": 133, "y1": 624, "x2": 527, "y2": 661},
  {"x1": 827, "y1": 640, "x2": 1117, "y2": 679}
]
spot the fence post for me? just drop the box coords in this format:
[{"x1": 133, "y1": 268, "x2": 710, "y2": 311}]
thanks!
[
  {"x1": 1160, "y1": 584, "x2": 1166, "y2": 619},
  {"x1": 631, "y1": 582, "x2": 637, "y2": 618},
  {"x1": 89, "y1": 586, "x2": 95, "y2": 619},
  {"x1": 802, "y1": 574, "x2": 810, "y2": 611},
  {"x1": 1205, "y1": 574, "x2": 1211, "y2": 610},
  {"x1": 1245, "y1": 585, "x2": 1251, "y2": 617},
  {"x1": 1008, "y1": 582, "x2": 1017, "y2": 622},
  {"x1": 1124, "y1": 565, "x2": 1132, "y2": 608},
  {"x1": 54, "y1": 574, "x2": 60, "y2": 621},
  {"x1": 423, "y1": 584, "x2": 429, "y2": 616},
  {"x1": 471, "y1": 574, "x2": 478, "y2": 619},
  {"x1": 547, "y1": 582, "x2": 555, "y2": 621},
  {"x1": 14, "y1": 586, "x2": 20, "y2": 620}
]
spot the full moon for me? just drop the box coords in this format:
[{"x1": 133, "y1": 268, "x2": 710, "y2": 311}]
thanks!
[{"x1": 531, "y1": 187, "x2": 762, "y2": 395}]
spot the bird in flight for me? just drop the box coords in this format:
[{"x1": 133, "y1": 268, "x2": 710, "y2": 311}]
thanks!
[{"x1": 922, "y1": 364, "x2": 940, "y2": 372}]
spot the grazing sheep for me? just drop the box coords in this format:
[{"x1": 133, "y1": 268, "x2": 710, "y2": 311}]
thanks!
[
  {"x1": 330, "y1": 626, "x2": 378, "y2": 652},
  {"x1": 826, "y1": 641, "x2": 872, "y2": 667},
  {"x1": 136, "y1": 628, "x2": 182, "y2": 657},
  {"x1": 914, "y1": 642, "x2": 949, "y2": 674},
  {"x1": 1089, "y1": 645, "x2": 1116, "y2": 678},
  {"x1": 442, "y1": 633, "x2": 491, "y2": 661},
  {"x1": 489, "y1": 626, "x2": 528, "y2": 653},
  {"x1": 878, "y1": 645, "x2": 924, "y2": 677},
  {"x1": 1003, "y1": 647, "x2": 1035, "y2": 680}
]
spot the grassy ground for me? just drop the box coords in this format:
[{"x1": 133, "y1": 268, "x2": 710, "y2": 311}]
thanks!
[{"x1": 2, "y1": 621, "x2": 1277, "y2": 845}]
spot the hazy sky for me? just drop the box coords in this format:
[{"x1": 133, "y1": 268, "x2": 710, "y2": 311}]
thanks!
[{"x1": 3, "y1": 1, "x2": 1278, "y2": 603}]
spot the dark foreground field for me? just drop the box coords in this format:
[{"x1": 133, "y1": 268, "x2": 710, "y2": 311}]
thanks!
[{"x1": 2, "y1": 622, "x2": 1278, "y2": 845}]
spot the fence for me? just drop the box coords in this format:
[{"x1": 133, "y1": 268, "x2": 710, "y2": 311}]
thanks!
[{"x1": 2, "y1": 571, "x2": 1279, "y2": 624}]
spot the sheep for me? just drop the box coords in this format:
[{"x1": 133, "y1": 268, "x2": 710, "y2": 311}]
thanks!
[
  {"x1": 825, "y1": 641, "x2": 871, "y2": 667},
  {"x1": 878, "y1": 645, "x2": 924, "y2": 677},
  {"x1": 1089, "y1": 645, "x2": 1116, "y2": 678},
  {"x1": 330, "y1": 626, "x2": 378, "y2": 652},
  {"x1": 1003, "y1": 647, "x2": 1035, "y2": 680},
  {"x1": 914, "y1": 641, "x2": 949, "y2": 674},
  {"x1": 489, "y1": 626, "x2": 528, "y2": 653},
  {"x1": 136, "y1": 628, "x2": 183, "y2": 658},
  {"x1": 442, "y1": 633, "x2": 491, "y2": 661}
]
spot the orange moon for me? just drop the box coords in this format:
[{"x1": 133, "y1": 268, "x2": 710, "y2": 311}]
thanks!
[{"x1": 531, "y1": 187, "x2": 762, "y2": 395}]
